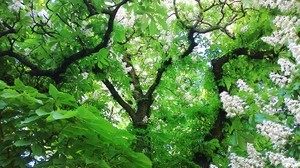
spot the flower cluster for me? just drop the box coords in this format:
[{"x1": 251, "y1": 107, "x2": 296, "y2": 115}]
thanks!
[
  {"x1": 261, "y1": 16, "x2": 300, "y2": 46},
  {"x1": 285, "y1": 98, "x2": 300, "y2": 124},
  {"x1": 269, "y1": 72, "x2": 291, "y2": 87},
  {"x1": 236, "y1": 79, "x2": 253, "y2": 92},
  {"x1": 121, "y1": 62, "x2": 132, "y2": 73},
  {"x1": 285, "y1": 98, "x2": 300, "y2": 115},
  {"x1": 256, "y1": 120, "x2": 293, "y2": 147},
  {"x1": 262, "y1": 96, "x2": 282, "y2": 115},
  {"x1": 81, "y1": 21, "x2": 93, "y2": 36},
  {"x1": 209, "y1": 164, "x2": 218, "y2": 168},
  {"x1": 220, "y1": 91, "x2": 246, "y2": 118},
  {"x1": 253, "y1": 0, "x2": 300, "y2": 12},
  {"x1": 8, "y1": 0, "x2": 25, "y2": 12},
  {"x1": 229, "y1": 153, "x2": 264, "y2": 168},
  {"x1": 289, "y1": 43, "x2": 300, "y2": 65},
  {"x1": 278, "y1": 58, "x2": 296, "y2": 76},
  {"x1": 266, "y1": 152, "x2": 300, "y2": 168},
  {"x1": 247, "y1": 143, "x2": 261, "y2": 160},
  {"x1": 115, "y1": 7, "x2": 135, "y2": 27}
]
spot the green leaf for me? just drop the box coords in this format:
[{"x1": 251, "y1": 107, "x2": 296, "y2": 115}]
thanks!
[
  {"x1": 49, "y1": 84, "x2": 59, "y2": 99},
  {"x1": 14, "y1": 140, "x2": 31, "y2": 147},
  {"x1": 149, "y1": 19, "x2": 158, "y2": 35},
  {"x1": 31, "y1": 144, "x2": 43, "y2": 156},
  {"x1": 36, "y1": 108, "x2": 49, "y2": 116},
  {"x1": 129, "y1": 153, "x2": 152, "y2": 168},
  {"x1": 21, "y1": 116, "x2": 40, "y2": 124},
  {"x1": 0, "y1": 89, "x2": 19, "y2": 98},
  {"x1": 46, "y1": 110, "x2": 77, "y2": 121},
  {"x1": 0, "y1": 101, "x2": 7, "y2": 109},
  {"x1": 49, "y1": 84, "x2": 78, "y2": 108},
  {"x1": 114, "y1": 24, "x2": 125, "y2": 42},
  {"x1": 0, "y1": 80, "x2": 8, "y2": 90}
]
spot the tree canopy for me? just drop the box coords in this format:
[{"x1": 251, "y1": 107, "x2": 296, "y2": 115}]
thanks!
[{"x1": 1, "y1": 0, "x2": 300, "y2": 167}]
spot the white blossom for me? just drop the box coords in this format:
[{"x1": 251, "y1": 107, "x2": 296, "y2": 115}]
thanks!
[
  {"x1": 184, "y1": 92, "x2": 193, "y2": 101},
  {"x1": 267, "y1": 152, "x2": 300, "y2": 168},
  {"x1": 130, "y1": 83, "x2": 135, "y2": 91},
  {"x1": 121, "y1": 62, "x2": 132, "y2": 73},
  {"x1": 252, "y1": 0, "x2": 300, "y2": 12},
  {"x1": 269, "y1": 72, "x2": 291, "y2": 87},
  {"x1": 81, "y1": 72, "x2": 89, "y2": 79},
  {"x1": 262, "y1": 96, "x2": 282, "y2": 115},
  {"x1": 229, "y1": 153, "x2": 264, "y2": 168},
  {"x1": 115, "y1": 7, "x2": 135, "y2": 27},
  {"x1": 220, "y1": 91, "x2": 247, "y2": 118},
  {"x1": 236, "y1": 79, "x2": 253, "y2": 92},
  {"x1": 289, "y1": 43, "x2": 300, "y2": 65},
  {"x1": 261, "y1": 16, "x2": 300, "y2": 46},
  {"x1": 50, "y1": 43, "x2": 58, "y2": 52},
  {"x1": 256, "y1": 120, "x2": 293, "y2": 147},
  {"x1": 277, "y1": 58, "x2": 296, "y2": 76},
  {"x1": 285, "y1": 98, "x2": 300, "y2": 116},
  {"x1": 209, "y1": 164, "x2": 218, "y2": 168},
  {"x1": 24, "y1": 48, "x2": 31, "y2": 56},
  {"x1": 247, "y1": 143, "x2": 261, "y2": 160},
  {"x1": 8, "y1": 0, "x2": 25, "y2": 12}
]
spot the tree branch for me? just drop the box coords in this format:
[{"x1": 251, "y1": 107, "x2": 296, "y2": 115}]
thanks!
[
  {"x1": 0, "y1": 0, "x2": 129, "y2": 81},
  {"x1": 122, "y1": 54, "x2": 144, "y2": 101},
  {"x1": 82, "y1": 0, "x2": 99, "y2": 17},
  {"x1": 146, "y1": 28, "x2": 197, "y2": 98},
  {"x1": 102, "y1": 78, "x2": 136, "y2": 121},
  {"x1": 194, "y1": 47, "x2": 278, "y2": 168}
]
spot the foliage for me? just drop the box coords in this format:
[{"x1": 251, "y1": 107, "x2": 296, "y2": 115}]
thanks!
[
  {"x1": 1, "y1": 0, "x2": 300, "y2": 167},
  {"x1": 0, "y1": 79, "x2": 151, "y2": 167}
]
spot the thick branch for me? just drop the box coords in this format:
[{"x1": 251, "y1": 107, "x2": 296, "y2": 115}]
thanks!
[
  {"x1": 83, "y1": 0, "x2": 99, "y2": 17},
  {"x1": 0, "y1": 29, "x2": 16, "y2": 38},
  {"x1": 102, "y1": 78, "x2": 136, "y2": 121}
]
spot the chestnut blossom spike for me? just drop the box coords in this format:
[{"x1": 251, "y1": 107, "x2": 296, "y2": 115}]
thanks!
[
  {"x1": 236, "y1": 79, "x2": 253, "y2": 92},
  {"x1": 229, "y1": 153, "x2": 265, "y2": 168},
  {"x1": 8, "y1": 0, "x2": 25, "y2": 12},
  {"x1": 277, "y1": 58, "x2": 296, "y2": 76},
  {"x1": 266, "y1": 152, "x2": 300, "y2": 168},
  {"x1": 256, "y1": 120, "x2": 293, "y2": 147},
  {"x1": 269, "y1": 72, "x2": 291, "y2": 87},
  {"x1": 220, "y1": 91, "x2": 247, "y2": 118},
  {"x1": 285, "y1": 98, "x2": 300, "y2": 117}
]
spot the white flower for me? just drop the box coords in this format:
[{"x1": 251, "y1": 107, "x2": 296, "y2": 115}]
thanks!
[
  {"x1": 262, "y1": 96, "x2": 282, "y2": 115},
  {"x1": 37, "y1": 9, "x2": 49, "y2": 22},
  {"x1": 269, "y1": 72, "x2": 291, "y2": 87},
  {"x1": 184, "y1": 92, "x2": 193, "y2": 101},
  {"x1": 267, "y1": 152, "x2": 300, "y2": 168},
  {"x1": 24, "y1": 48, "x2": 31, "y2": 56},
  {"x1": 130, "y1": 83, "x2": 135, "y2": 91},
  {"x1": 236, "y1": 79, "x2": 253, "y2": 92},
  {"x1": 285, "y1": 98, "x2": 300, "y2": 116},
  {"x1": 121, "y1": 62, "x2": 132, "y2": 73},
  {"x1": 247, "y1": 143, "x2": 261, "y2": 160},
  {"x1": 220, "y1": 91, "x2": 246, "y2": 118},
  {"x1": 50, "y1": 43, "x2": 58, "y2": 52},
  {"x1": 229, "y1": 153, "x2": 264, "y2": 168},
  {"x1": 277, "y1": 58, "x2": 296, "y2": 76},
  {"x1": 81, "y1": 72, "x2": 89, "y2": 79},
  {"x1": 8, "y1": 0, "x2": 25, "y2": 12},
  {"x1": 256, "y1": 120, "x2": 293, "y2": 147},
  {"x1": 209, "y1": 164, "x2": 218, "y2": 168}
]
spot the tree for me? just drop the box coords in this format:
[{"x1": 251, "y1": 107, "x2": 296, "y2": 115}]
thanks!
[{"x1": 1, "y1": 0, "x2": 300, "y2": 167}]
